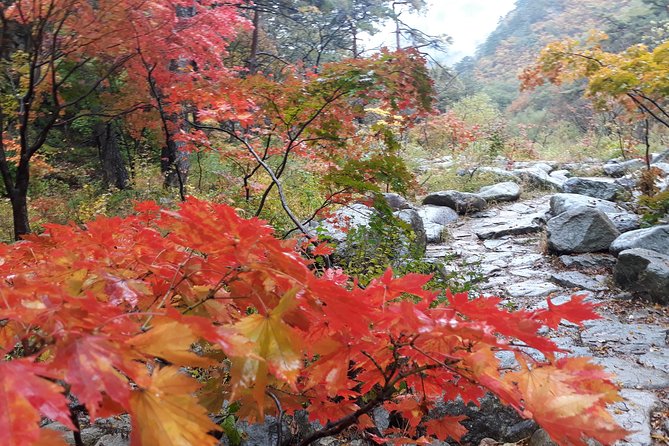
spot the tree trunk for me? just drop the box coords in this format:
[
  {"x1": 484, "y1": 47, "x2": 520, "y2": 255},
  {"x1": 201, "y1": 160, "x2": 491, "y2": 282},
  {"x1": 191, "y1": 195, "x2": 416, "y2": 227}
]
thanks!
[
  {"x1": 10, "y1": 188, "x2": 30, "y2": 241},
  {"x1": 9, "y1": 160, "x2": 31, "y2": 240},
  {"x1": 247, "y1": 7, "x2": 261, "y2": 75},
  {"x1": 161, "y1": 135, "x2": 189, "y2": 195},
  {"x1": 95, "y1": 122, "x2": 129, "y2": 189}
]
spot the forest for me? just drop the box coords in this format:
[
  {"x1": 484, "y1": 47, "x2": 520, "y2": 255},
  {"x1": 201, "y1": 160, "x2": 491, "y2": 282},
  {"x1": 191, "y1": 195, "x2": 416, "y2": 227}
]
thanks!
[{"x1": 0, "y1": 0, "x2": 668, "y2": 445}]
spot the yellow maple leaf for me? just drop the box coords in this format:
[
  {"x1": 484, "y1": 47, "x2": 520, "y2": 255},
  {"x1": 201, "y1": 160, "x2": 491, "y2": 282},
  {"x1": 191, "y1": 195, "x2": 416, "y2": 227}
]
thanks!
[{"x1": 130, "y1": 366, "x2": 220, "y2": 446}]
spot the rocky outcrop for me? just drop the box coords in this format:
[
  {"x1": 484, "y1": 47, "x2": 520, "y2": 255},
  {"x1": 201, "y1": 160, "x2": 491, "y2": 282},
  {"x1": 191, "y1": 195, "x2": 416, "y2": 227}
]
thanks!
[
  {"x1": 422, "y1": 190, "x2": 487, "y2": 215},
  {"x1": 477, "y1": 181, "x2": 521, "y2": 202},
  {"x1": 614, "y1": 248, "x2": 669, "y2": 305},
  {"x1": 610, "y1": 225, "x2": 669, "y2": 255},
  {"x1": 562, "y1": 177, "x2": 623, "y2": 201},
  {"x1": 546, "y1": 207, "x2": 620, "y2": 254}
]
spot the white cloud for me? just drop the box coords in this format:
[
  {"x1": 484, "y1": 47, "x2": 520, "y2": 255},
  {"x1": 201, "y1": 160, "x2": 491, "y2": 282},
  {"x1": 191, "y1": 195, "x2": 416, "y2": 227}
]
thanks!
[{"x1": 361, "y1": 0, "x2": 516, "y2": 64}]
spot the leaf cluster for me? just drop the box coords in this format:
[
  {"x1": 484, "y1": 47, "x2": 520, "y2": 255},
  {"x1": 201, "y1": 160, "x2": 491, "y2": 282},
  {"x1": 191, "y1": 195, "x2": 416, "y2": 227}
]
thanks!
[{"x1": 0, "y1": 198, "x2": 628, "y2": 446}]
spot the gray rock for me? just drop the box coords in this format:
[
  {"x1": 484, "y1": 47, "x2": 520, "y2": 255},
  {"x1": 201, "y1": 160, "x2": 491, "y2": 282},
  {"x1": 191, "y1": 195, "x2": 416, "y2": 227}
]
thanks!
[
  {"x1": 603, "y1": 158, "x2": 646, "y2": 177},
  {"x1": 474, "y1": 218, "x2": 543, "y2": 240},
  {"x1": 559, "y1": 253, "x2": 616, "y2": 269},
  {"x1": 373, "y1": 406, "x2": 390, "y2": 433},
  {"x1": 424, "y1": 222, "x2": 446, "y2": 243},
  {"x1": 395, "y1": 209, "x2": 427, "y2": 255},
  {"x1": 550, "y1": 193, "x2": 626, "y2": 216},
  {"x1": 529, "y1": 429, "x2": 558, "y2": 446},
  {"x1": 533, "y1": 162, "x2": 555, "y2": 173},
  {"x1": 431, "y1": 394, "x2": 537, "y2": 445},
  {"x1": 422, "y1": 190, "x2": 487, "y2": 215},
  {"x1": 549, "y1": 271, "x2": 607, "y2": 291},
  {"x1": 614, "y1": 248, "x2": 669, "y2": 305},
  {"x1": 514, "y1": 167, "x2": 564, "y2": 190},
  {"x1": 615, "y1": 175, "x2": 638, "y2": 190},
  {"x1": 477, "y1": 181, "x2": 521, "y2": 202},
  {"x1": 610, "y1": 390, "x2": 658, "y2": 446},
  {"x1": 318, "y1": 203, "x2": 374, "y2": 242},
  {"x1": 513, "y1": 161, "x2": 555, "y2": 173},
  {"x1": 581, "y1": 320, "x2": 667, "y2": 355},
  {"x1": 509, "y1": 253, "x2": 544, "y2": 268},
  {"x1": 382, "y1": 193, "x2": 411, "y2": 210},
  {"x1": 609, "y1": 225, "x2": 669, "y2": 255},
  {"x1": 93, "y1": 435, "x2": 128, "y2": 446},
  {"x1": 652, "y1": 149, "x2": 669, "y2": 163},
  {"x1": 652, "y1": 162, "x2": 669, "y2": 175},
  {"x1": 478, "y1": 166, "x2": 519, "y2": 180},
  {"x1": 506, "y1": 280, "x2": 561, "y2": 297},
  {"x1": 547, "y1": 207, "x2": 620, "y2": 254},
  {"x1": 592, "y1": 356, "x2": 669, "y2": 389},
  {"x1": 562, "y1": 177, "x2": 624, "y2": 201},
  {"x1": 607, "y1": 212, "x2": 640, "y2": 233},
  {"x1": 638, "y1": 349, "x2": 669, "y2": 374},
  {"x1": 417, "y1": 205, "x2": 459, "y2": 226},
  {"x1": 233, "y1": 416, "x2": 288, "y2": 446}
]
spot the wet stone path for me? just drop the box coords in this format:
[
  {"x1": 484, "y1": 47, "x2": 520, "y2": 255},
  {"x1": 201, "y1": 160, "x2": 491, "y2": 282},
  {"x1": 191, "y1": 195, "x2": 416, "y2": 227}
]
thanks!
[{"x1": 425, "y1": 195, "x2": 669, "y2": 446}]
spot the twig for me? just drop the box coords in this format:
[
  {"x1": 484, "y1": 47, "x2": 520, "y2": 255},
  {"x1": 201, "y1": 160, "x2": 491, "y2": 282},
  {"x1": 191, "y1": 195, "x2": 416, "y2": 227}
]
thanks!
[{"x1": 266, "y1": 390, "x2": 284, "y2": 446}]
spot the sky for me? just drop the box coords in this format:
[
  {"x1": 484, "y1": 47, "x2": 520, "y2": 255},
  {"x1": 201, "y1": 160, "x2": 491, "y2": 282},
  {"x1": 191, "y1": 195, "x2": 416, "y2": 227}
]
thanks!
[{"x1": 361, "y1": 0, "x2": 517, "y2": 64}]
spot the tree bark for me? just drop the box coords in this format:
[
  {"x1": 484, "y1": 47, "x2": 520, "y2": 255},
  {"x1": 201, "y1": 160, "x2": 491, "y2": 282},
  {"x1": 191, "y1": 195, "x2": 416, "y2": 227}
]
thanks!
[
  {"x1": 9, "y1": 160, "x2": 31, "y2": 240},
  {"x1": 247, "y1": 7, "x2": 261, "y2": 75},
  {"x1": 161, "y1": 135, "x2": 190, "y2": 193},
  {"x1": 95, "y1": 122, "x2": 130, "y2": 189}
]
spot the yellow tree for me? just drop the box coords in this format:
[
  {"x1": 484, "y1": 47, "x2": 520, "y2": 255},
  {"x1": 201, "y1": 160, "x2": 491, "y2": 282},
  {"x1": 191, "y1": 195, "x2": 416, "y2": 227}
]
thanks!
[{"x1": 521, "y1": 32, "x2": 669, "y2": 165}]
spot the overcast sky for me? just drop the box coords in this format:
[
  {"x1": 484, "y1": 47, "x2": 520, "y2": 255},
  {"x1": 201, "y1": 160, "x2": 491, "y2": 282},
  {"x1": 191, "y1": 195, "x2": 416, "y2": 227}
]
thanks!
[{"x1": 362, "y1": 0, "x2": 517, "y2": 64}]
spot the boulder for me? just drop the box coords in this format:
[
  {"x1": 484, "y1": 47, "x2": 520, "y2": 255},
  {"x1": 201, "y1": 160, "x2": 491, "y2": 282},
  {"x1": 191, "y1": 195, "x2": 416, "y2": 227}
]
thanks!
[
  {"x1": 607, "y1": 212, "x2": 641, "y2": 233},
  {"x1": 318, "y1": 203, "x2": 374, "y2": 242},
  {"x1": 547, "y1": 207, "x2": 620, "y2": 254},
  {"x1": 603, "y1": 158, "x2": 646, "y2": 177},
  {"x1": 423, "y1": 222, "x2": 446, "y2": 243},
  {"x1": 615, "y1": 175, "x2": 638, "y2": 190},
  {"x1": 562, "y1": 177, "x2": 623, "y2": 201},
  {"x1": 610, "y1": 225, "x2": 669, "y2": 255},
  {"x1": 477, "y1": 181, "x2": 521, "y2": 202},
  {"x1": 514, "y1": 167, "x2": 564, "y2": 190},
  {"x1": 549, "y1": 271, "x2": 607, "y2": 291},
  {"x1": 549, "y1": 193, "x2": 626, "y2": 216},
  {"x1": 417, "y1": 205, "x2": 458, "y2": 243},
  {"x1": 474, "y1": 218, "x2": 543, "y2": 240},
  {"x1": 549, "y1": 193, "x2": 638, "y2": 233},
  {"x1": 417, "y1": 205, "x2": 459, "y2": 226},
  {"x1": 652, "y1": 162, "x2": 669, "y2": 175},
  {"x1": 652, "y1": 149, "x2": 669, "y2": 164},
  {"x1": 394, "y1": 209, "x2": 427, "y2": 254},
  {"x1": 549, "y1": 169, "x2": 571, "y2": 183},
  {"x1": 512, "y1": 161, "x2": 555, "y2": 172},
  {"x1": 614, "y1": 248, "x2": 669, "y2": 305},
  {"x1": 559, "y1": 253, "x2": 616, "y2": 269},
  {"x1": 382, "y1": 193, "x2": 411, "y2": 211},
  {"x1": 422, "y1": 191, "x2": 486, "y2": 215}
]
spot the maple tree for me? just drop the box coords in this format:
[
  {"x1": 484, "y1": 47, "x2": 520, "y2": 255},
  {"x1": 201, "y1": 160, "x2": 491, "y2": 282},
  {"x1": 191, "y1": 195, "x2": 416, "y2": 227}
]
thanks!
[
  {"x1": 0, "y1": 197, "x2": 628, "y2": 446},
  {"x1": 187, "y1": 48, "x2": 432, "y2": 234},
  {"x1": 0, "y1": 0, "x2": 246, "y2": 239}
]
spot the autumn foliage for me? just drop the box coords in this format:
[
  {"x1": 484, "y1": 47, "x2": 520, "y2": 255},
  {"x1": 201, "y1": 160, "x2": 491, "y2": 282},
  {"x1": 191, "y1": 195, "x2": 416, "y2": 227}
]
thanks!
[
  {"x1": 520, "y1": 32, "x2": 669, "y2": 130},
  {"x1": 0, "y1": 198, "x2": 628, "y2": 445}
]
